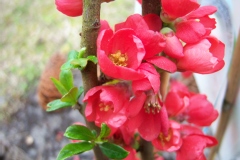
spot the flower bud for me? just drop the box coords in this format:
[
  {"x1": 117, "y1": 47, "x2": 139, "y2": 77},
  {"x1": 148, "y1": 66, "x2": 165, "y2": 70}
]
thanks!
[{"x1": 55, "y1": 0, "x2": 83, "y2": 17}]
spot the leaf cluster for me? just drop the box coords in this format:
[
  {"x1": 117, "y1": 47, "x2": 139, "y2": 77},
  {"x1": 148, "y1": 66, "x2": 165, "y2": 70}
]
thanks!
[{"x1": 57, "y1": 123, "x2": 129, "y2": 160}]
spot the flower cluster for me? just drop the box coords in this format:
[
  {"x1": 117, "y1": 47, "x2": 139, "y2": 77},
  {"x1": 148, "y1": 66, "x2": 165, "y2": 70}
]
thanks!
[
  {"x1": 82, "y1": 0, "x2": 225, "y2": 157},
  {"x1": 55, "y1": 0, "x2": 225, "y2": 159}
]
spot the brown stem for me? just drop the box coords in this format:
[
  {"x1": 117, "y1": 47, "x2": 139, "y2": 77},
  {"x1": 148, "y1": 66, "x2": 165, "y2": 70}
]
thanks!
[
  {"x1": 142, "y1": 0, "x2": 161, "y2": 16},
  {"x1": 139, "y1": 0, "x2": 162, "y2": 160},
  {"x1": 80, "y1": 0, "x2": 108, "y2": 159},
  {"x1": 139, "y1": 138, "x2": 154, "y2": 160},
  {"x1": 160, "y1": 72, "x2": 170, "y2": 100}
]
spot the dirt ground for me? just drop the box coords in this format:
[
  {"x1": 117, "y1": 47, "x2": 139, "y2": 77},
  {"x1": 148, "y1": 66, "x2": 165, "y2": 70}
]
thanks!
[{"x1": 0, "y1": 89, "x2": 93, "y2": 160}]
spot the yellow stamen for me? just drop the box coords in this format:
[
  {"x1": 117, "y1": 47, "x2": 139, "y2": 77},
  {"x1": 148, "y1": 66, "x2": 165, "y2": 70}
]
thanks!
[{"x1": 109, "y1": 50, "x2": 128, "y2": 67}]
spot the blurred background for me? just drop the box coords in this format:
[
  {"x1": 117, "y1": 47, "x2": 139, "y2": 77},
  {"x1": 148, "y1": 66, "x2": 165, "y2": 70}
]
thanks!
[{"x1": 0, "y1": 0, "x2": 240, "y2": 160}]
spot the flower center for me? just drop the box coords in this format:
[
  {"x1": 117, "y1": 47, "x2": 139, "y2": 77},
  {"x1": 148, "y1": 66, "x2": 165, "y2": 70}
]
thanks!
[
  {"x1": 109, "y1": 51, "x2": 128, "y2": 67},
  {"x1": 99, "y1": 102, "x2": 113, "y2": 112},
  {"x1": 159, "y1": 128, "x2": 173, "y2": 145},
  {"x1": 144, "y1": 94, "x2": 161, "y2": 114}
]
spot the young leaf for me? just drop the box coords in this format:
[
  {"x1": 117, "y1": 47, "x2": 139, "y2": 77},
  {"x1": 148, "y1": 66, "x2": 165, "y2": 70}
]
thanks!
[
  {"x1": 50, "y1": 77, "x2": 68, "y2": 95},
  {"x1": 57, "y1": 142, "x2": 94, "y2": 160},
  {"x1": 64, "y1": 125, "x2": 95, "y2": 141},
  {"x1": 47, "y1": 99, "x2": 72, "y2": 112},
  {"x1": 61, "y1": 61, "x2": 74, "y2": 70},
  {"x1": 67, "y1": 50, "x2": 79, "y2": 60},
  {"x1": 99, "y1": 123, "x2": 111, "y2": 139},
  {"x1": 60, "y1": 70, "x2": 74, "y2": 91},
  {"x1": 99, "y1": 142, "x2": 129, "y2": 159},
  {"x1": 78, "y1": 47, "x2": 87, "y2": 58},
  {"x1": 61, "y1": 87, "x2": 78, "y2": 104},
  {"x1": 71, "y1": 58, "x2": 88, "y2": 70},
  {"x1": 87, "y1": 55, "x2": 98, "y2": 64}
]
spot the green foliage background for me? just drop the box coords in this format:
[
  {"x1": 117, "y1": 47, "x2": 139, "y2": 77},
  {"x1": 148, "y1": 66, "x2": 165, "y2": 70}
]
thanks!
[{"x1": 0, "y1": 0, "x2": 134, "y2": 120}]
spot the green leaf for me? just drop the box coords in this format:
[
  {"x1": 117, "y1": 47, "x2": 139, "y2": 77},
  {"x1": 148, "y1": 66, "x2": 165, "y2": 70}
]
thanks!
[
  {"x1": 99, "y1": 142, "x2": 129, "y2": 159},
  {"x1": 50, "y1": 77, "x2": 68, "y2": 95},
  {"x1": 46, "y1": 99, "x2": 72, "y2": 112},
  {"x1": 77, "y1": 86, "x2": 84, "y2": 99},
  {"x1": 60, "y1": 70, "x2": 74, "y2": 91},
  {"x1": 64, "y1": 125, "x2": 95, "y2": 141},
  {"x1": 78, "y1": 47, "x2": 87, "y2": 58},
  {"x1": 91, "y1": 130, "x2": 97, "y2": 138},
  {"x1": 61, "y1": 87, "x2": 78, "y2": 104},
  {"x1": 87, "y1": 55, "x2": 98, "y2": 64},
  {"x1": 57, "y1": 142, "x2": 94, "y2": 160},
  {"x1": 99, "y1": 123, "x2": 111, "y2": 139},
  {"x1": 61, "y1": 61, "x2": 74, "y2": 70},
  {"x1": 71, "y1": 58, "x2": 88, "y2": 70},
  {"x1": 67, "y1": 50, "x2": 79, "y2": 61}
]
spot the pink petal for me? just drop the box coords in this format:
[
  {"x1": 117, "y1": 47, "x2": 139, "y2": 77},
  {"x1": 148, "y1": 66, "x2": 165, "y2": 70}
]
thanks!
[
  {"x1": 141, "y1": 30, "x2": 166, "y2": 59},
  {"x1": 176, "y1": 20, "x2": 206, "y2": 43},
  {"x1": 187, "y1": 94, "x2": 218, "y2": 126},
  {"x1": 138, "y1": 110, "x2": 162, "y2": 141},
  {"x1": 146, "y1": 56, "x2": 177, "y2": 73},
  {"x1": 127, "y1": 92, "x2": 146, "y2": 117},
  {"x1": 55, "y1": 0, "x2": 83, "y2": 17},
  {"x1": 177, "y1": 39, "x2": 225, "y2": 74},
  {"x1": 159, "y1": 106, "x2": 169, "y2": 136},
  {"x1": 163, "y1": 32, "x2": 184, "y2": 59},
  {"x1": 143, "y1": 14, "x2": 162, "y2": 31},
  {"x1": 162, "y1": 0, "x2": 200, "y2": 19},
  {"x1": 185, "y1": 6, "x2": 217, "y2": 19},
  {"x1": 115, "y1": 14, "x2": 149, "y2": 32},
  {"x1": 99, "y1": 20, "x2": 111, "y2": 33},
  {"x1": 136, "y1": 63, "x2": 160, "y2": 93},
  {"x1": 207, "y1": 36, "x2": 225, "y2": 59}
]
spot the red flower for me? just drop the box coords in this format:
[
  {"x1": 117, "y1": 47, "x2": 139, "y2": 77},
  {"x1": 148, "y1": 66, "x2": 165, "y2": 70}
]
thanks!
[
  {"x1": 161, "y1": 0, "x2": 200, "y2": 20},
  {"x1": 55, "y1": 0, "x2": 83, "y2": 17},
  {"x1": 175, "y1": 6, "x2": 217, "y2": 43},
  {"x1": 187, "y1": 94, "x2": 218, "y2": 126},
  {"x1": 83, "y1": 85, "x2": 130, "y2": 130},
  {"x1": 152, "y1": 121, "x2": 182, "y2": 152},
  {"x1": 165, "y1": 81, "x2": 218, "y2": 126},
  {"x1": 176, "y1": 134, "x2": 217, "y2": 160},
  {"x1": 55, "y1": 0, "x2": 113, "y2": 17},
  {"x1": 97, "y1": 27, "x2": 145, "y2": 81},
  {"x1": 161, "y1": 0, "x2": 217, "y2": 43},
  {"x1": 177, "y1": 36, "x2": 225, "y2": 74},
  {"x1": 126, "y1": 91, "x2": 169, "y2": 141},
  {"x1": 164, "y1": 81, "x2": 190, "y2": 116},
  {"x1": 115, "y1": 14, "x2": 177, "y2": 73}
]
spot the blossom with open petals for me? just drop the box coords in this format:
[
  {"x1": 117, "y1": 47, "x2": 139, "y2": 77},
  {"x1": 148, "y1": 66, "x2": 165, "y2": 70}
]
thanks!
[
  {"x1": 176, "y1": 134, "x2": 217, "y2": 160},
  {"x1": 152, "y1": 121, "x2": 182, "y2": 152},
  {"x1": 177, "y1": 36, "x2": 225, "y2": 74},
  {"x1": 83, "y1": 85, "x2": 130, "y2": 131},
  {"x1": 97, "y1": 27, "x2": 145, "y2": 81},
  {"x1": 126, "y1": 91, "x2": 169, "y2": 141},
  {"x1": 115, "y1": 14, "x2": 177, "y2": 73},
  {"x1": 161, "y1": 0, "x2": 217, "y2": 43},
  {"x1": 165, "y1": 81, "x2": 218, "y2": 126}
]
